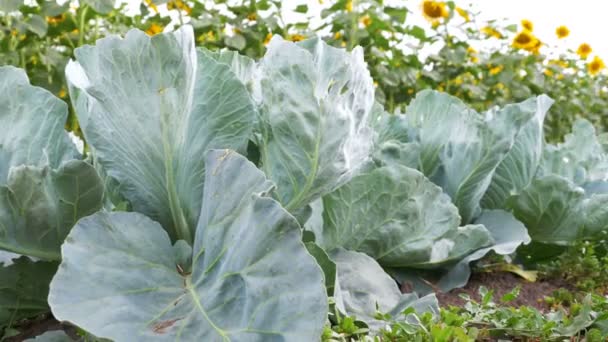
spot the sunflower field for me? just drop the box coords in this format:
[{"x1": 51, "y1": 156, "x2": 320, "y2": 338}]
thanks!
[{"x1": 1, "y1": 0, "x2": 608, "y2": 341}]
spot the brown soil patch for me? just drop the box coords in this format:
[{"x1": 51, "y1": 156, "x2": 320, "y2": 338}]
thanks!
[{"x1": 436, "y1": 271, "x2": 575, "y2": 311}]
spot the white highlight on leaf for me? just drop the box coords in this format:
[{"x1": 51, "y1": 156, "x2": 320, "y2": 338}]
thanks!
[{"x1": 430, "y1": 238, "x2": 455, "y2": 262}]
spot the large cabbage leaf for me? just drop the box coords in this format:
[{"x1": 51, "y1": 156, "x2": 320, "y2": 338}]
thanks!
[
  {"x1": 0, "y1": 67, "x2": 103, "y2": 260},
  {"x1": 0, "y1": 66, "x2": 77, "y2": 180},
  {"x1": 482, "y1": 95, "x2": 554, "y2": 209},
  {"x1": 405, "y1": 90, "x2": 536, "y2": 223},
  {"x1": 390, "y1": 209, "x2": 530, "y2": 293},
  {"x1": 314, "y1": 163, "x2": 493, "y2": 267},
  {"x1": 66, "y1": 26, "x2": 255, "y2": 243},
  {"x1": 49, "y1": 150, "x2": 327, "y2": 341},
  {"x1": 310, "y1": 162, "x2": 532, "y2": 293},
  {"x1": 330, "y1": 249, "x2": 438, "y2": 333},
  {"x1": 257, "y1": 37, "x2": 374, "y2": 211},
  {"x1": 1, "y1": 256, "x2": 58, "y2": 327}
]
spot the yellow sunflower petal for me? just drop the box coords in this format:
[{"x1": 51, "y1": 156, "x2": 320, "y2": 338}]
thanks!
[{"x1": 555, "y1": 25, "x2": 569, "y2": 39}]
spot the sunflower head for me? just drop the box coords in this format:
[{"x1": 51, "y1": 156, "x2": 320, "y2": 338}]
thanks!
[
  {"x1": 512, "y1": 30, "x2": 536, "y2": 50},
  {"x1": 555, "y1": 26, "x2": 570, "y2": 39},
  {"x1": 577, "y1": 43, "x2": 592, "y2": 59},
  {"x1": 421, "y1": 1, "x2": 449, "y2": 22},
  {"x1": 588, "y1": 56, "x2": 605, "y2": 75},
  {"x1": 145, "y1": 23, "x2": 164, "y2": 36},
  {"x1": 456, "y1": 7, "x2": 470, "y2": 22},
  {"x1": 530, "y1": 38, "x2": 542, "y2": 54},
  {"x1": 521, "y1": 19, "x2": 533, "y2": 31}
]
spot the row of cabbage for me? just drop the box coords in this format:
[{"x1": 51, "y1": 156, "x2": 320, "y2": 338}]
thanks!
[{"x1": 1, "y1": 25, "x2": 607, "y2": 341}]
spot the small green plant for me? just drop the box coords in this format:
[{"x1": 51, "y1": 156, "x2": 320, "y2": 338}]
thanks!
[
  {"x1": 539, "y1": 240, "x2": 608, "y2": 293},
  {"x1": 325, "y1": 287, "x2": 608, "y2": 341}
]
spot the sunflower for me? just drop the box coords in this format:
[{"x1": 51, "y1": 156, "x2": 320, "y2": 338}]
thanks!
[
  {"x1": 555, "y1": 26, "x2": 569, "y2": 39},
  {"x1": 421, "y1": 1, "x2": 449, "y2": 22},
  {"x1": 588, "y1": 56, "x2": 605, "y2": 75},
  {"x1": 481, "y1": 26, "x2": 502, "y2": 39},
  {"x1": 456, "y1": 7, "x2": 470, "y2": 22},
  {"x1": 521, "y1": 19, "x2": 533, "y2": 31},
  {"x1": 529, "y1": 38, "x2": 542, "y2": 54},
  {"x1": 512, "y1": 30, "x2": 536, "y2": 50},
  {"x1": 145, "y1": 23, "x2": 164, "y2": 36},
  {"x1": 577, "y1": 43, "x2": 592, "y2": 59}
]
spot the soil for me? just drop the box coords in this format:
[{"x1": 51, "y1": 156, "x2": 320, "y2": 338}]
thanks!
[{"x1": 435, "y1": 271, "x2": 575, "y2": 311}]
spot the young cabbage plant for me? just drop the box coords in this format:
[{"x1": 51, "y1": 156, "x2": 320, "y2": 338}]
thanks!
[
  {"x1": 0, "y1": 67, "x2": 103, "y2": 327},
  {"x1": 49, "y1": 27, "x2": 328, "y2": 341}
]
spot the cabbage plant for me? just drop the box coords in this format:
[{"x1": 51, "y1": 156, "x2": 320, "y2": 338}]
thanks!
[
  {"x1": 0, "y1": 66, "x2": 103, "y2": 324},
  {"x1": 44, "y1": 27, "x2": 329, "y2": 341},
  {"x1": 3, "y1": 23, "x2": 608, "y2": 341},
  {"x1": 491, "y1": 119, "x2": 608, "y2": 259}
]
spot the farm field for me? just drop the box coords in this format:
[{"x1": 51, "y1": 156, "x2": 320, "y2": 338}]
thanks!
[{"x1": 1, "y1": 0, "x2": 608, "y2": 341}]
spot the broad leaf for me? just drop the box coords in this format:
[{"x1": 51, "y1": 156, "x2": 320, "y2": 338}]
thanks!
[
  {"x1": 435, "y1": 209, "x2": 530, "y2": 291},
  {"x1": 67, "y1": 27, "x2": 256, "y2": 243},
  {"x1": 540, "y1": 119, "x2": 608, "y2": 185},
  {"x1": 371, "y1": 105, "x2": 420, "y2": 169},
  {"x1": 304, "y1": 241, "x2": 336, "y2": 296},
  {"x1": 0, "y1": 66, "x2": 77, "y2": 183},
  {"x1": 0, "y1": 67, "x2": 103, "y2": 260},
  {"x1": 1, "y1": 257, "x2": 58, "y2": 326},
  {"x1": 506, "y1": 175, "x2": 584, "y2": 244},
  {"x1": 201, "y1": 49, "x2": 259, "y2": 102},
  {"x1": 0, "y1": 0, "x2": 21, "y2": 12},
  {"x1": 391, "y1": 210, "x2": 530, "y2": 293},
  {"x1": 580, "y1": 194, "x2": 608, "y2": 239},
  {"x1": 482, "y1": 95, "x2": 553, "y2": 209},
  {"x1": 49, "y1": 150, "x2": 327, "y2": 341},
  {"x1": 330, "y1": 249, "x2": 438, "y2": 333},
  {"x1": 257, "y1": 37, "x2": 374, "y2": 211},
  {"x1": 316, "y1": 164, "x2": 493, "y2": 267},
  {"x1": 406, "y1": 90, "x2": 535, "y2": 223},
  {"x1": 0, "y1": 161, "x2": 103, "y2": 260},
  {"x1": 82, "y1": 0, "x2": 114, "y2": 14}
]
